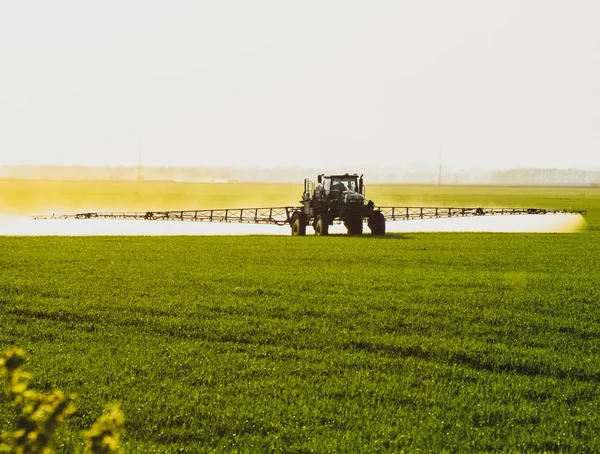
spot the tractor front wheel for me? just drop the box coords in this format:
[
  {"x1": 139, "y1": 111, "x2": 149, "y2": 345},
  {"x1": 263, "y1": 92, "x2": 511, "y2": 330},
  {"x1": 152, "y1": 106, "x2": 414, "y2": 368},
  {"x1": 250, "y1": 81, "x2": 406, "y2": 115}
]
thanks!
[
  {"x1": 314, "y1": 214, "x2": 329, "y2": 236},
  {"x1": 345, "y1": 216, "x2": 363, "y2": 235},
  {"x1": 368, "y1": 212, "x2": 386, "y2": 236},
  {"x1": 291, "y1": 212, "x2": 307, "y2": 236}
]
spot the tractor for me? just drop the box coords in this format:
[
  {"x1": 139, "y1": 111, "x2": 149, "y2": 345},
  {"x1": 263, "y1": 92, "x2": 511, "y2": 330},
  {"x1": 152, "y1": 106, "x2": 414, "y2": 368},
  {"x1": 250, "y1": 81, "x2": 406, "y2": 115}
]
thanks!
[{"x1": 289, "y1": 173, "x2": 386, "y2": 236}]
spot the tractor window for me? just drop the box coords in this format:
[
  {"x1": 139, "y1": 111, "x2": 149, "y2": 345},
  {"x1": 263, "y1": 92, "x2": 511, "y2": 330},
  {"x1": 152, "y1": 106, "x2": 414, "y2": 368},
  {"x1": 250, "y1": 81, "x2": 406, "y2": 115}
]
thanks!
[
  {"x1": 331, "y1": 178, "x2": 357, "y2": 192},
  {"x1": 345, "y1": 179, "x2": 357, "y2": 192},
  {"x1": 331, "y1": 180, "x2": 345, "y2": 192}
]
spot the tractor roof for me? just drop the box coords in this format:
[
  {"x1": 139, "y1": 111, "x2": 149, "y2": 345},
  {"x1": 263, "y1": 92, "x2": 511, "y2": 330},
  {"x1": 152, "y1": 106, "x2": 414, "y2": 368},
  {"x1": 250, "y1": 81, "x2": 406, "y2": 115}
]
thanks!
[{"x1": 323, "y1": 173, "x2": 359, "y2": 179}]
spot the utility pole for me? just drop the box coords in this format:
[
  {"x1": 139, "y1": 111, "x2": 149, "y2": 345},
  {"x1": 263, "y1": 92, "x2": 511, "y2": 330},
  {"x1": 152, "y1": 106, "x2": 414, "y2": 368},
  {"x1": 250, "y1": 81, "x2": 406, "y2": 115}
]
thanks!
[{"x1": 438, "y1": 143, "x2": 443, "y2": 185}]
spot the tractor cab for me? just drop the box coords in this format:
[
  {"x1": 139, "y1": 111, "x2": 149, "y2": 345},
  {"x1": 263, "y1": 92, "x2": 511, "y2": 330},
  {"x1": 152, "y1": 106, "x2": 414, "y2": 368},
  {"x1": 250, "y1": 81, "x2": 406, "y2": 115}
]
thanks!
[{"x1": 317, "y1": 173, "x2": 364, "y2": 201}]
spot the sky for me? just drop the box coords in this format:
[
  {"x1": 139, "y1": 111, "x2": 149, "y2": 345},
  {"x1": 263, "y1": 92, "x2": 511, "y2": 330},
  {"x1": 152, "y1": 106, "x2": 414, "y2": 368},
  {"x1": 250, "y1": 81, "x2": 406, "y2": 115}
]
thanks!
[{"x1": 1, "y1": 1, "x2": 599, "y2": 171}]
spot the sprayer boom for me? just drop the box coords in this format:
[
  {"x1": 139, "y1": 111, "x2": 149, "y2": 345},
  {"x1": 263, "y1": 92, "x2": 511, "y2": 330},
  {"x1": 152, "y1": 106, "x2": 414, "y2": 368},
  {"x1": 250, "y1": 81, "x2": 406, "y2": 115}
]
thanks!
[
  {"x1": 377, "y1": 206, "x2": 585, "y2": 220},
  {"x1": 32, "y1": 207, "x2": 296, "y2": 226},
  {"x1": 32, "y1": 205, "x2": 585, "y2": 235}
]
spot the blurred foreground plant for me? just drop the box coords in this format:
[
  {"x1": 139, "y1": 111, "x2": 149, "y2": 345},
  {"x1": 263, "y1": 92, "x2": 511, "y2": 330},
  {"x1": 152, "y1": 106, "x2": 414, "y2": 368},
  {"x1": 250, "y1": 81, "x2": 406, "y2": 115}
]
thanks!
[{"x1": 0, "y1": 348, "x2": 125, "y2": 454}]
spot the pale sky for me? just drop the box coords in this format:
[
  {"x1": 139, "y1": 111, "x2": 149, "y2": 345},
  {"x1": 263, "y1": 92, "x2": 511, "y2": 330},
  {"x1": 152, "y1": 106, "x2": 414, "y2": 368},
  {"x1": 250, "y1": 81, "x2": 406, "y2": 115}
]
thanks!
[{"x1": 1, "y1": 1, "x2": 599, "y2": 171}]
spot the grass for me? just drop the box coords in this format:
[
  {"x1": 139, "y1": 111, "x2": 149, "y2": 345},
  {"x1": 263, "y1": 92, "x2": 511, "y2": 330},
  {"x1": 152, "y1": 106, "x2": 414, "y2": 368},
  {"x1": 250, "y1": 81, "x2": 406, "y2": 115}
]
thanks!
[{"x1": 1, "y1": 180, "x2": 600, "y2": 452}]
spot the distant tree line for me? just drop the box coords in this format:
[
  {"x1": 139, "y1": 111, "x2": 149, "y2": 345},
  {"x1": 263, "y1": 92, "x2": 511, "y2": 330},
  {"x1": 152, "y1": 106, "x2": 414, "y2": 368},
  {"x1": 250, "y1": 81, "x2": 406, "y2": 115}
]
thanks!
[
  {"x1": 490, "y1": 168, "x2": 600, "y2": 186},
  {"x1": 1, "y1": 165, "x2": 599, "y2": 186}
]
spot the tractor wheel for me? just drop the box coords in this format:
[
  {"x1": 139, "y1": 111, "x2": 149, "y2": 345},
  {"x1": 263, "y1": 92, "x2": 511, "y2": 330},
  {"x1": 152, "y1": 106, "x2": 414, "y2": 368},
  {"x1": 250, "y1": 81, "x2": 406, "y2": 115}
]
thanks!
[
  {"x1": 368, "y1": 212, "x2": 386, "y2": 236},
  {"x1": 314, "y1": 214, "x2": 329, "y2": 236},
  {"x1": 345, "y1": 217, "x2": 363, "y2": 235},
  {"x1": 290, "y1": 212, "x2": 307, "y2": 236}
]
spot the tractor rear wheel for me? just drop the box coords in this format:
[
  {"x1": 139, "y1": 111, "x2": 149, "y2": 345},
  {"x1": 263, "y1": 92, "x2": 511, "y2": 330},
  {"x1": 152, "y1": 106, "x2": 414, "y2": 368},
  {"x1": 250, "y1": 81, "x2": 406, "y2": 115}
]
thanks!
[
  {"x1": 291, "y1": 212, "x2": 307, "y2": 236},
  {"x1": 345, "y1": 216, "x2": 363, "y2": 235},
  {"x1": 368, "y1": 212, "x2": 386, "y2": 236},
  {"x1": 314, "y1": 214, "x2": 329, "y2": 236}
]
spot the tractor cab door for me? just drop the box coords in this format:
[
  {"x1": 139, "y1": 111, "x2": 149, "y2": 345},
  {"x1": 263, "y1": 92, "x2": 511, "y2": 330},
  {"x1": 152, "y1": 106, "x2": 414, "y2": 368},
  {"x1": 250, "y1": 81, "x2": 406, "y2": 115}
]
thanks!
[
  {"x1": 325, "y1": 178, "x2": 345, "y2": 202},
  {"x1": 323, "y1": 177, "x2": 332, "y2": 198},
  {"x1": 329, "y1": 178, "x2": 347, "y2": 200}
]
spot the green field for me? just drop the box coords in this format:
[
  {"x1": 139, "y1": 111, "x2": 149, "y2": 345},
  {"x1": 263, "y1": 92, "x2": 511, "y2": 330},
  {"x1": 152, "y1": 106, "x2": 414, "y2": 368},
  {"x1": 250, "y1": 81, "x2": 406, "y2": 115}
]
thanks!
[{"x1": 1, "y1": 181, "x2": 600, "y2": 452}]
